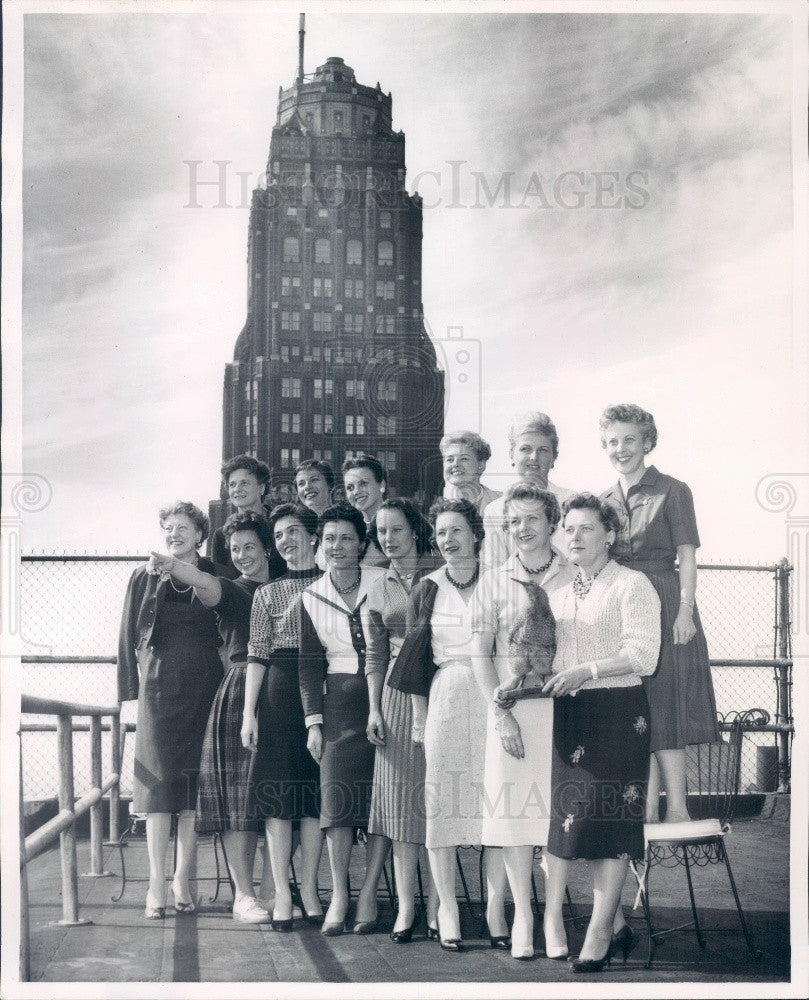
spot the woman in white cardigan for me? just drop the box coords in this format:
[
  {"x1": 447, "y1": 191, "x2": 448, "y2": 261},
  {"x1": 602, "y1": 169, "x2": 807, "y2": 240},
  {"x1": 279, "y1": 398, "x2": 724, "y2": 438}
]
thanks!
[{"x1": 496, "y1": 492, "x2": 660, "y2": 973}]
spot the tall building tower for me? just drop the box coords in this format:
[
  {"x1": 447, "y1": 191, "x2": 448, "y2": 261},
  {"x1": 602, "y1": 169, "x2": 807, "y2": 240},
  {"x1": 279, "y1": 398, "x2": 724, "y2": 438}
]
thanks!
[{"x1": 216, "y1": 21, "x2": 444, "y2": 526}]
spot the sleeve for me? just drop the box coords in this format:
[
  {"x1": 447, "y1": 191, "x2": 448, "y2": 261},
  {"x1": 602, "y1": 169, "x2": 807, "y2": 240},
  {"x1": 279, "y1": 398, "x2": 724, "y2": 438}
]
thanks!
[
  {"x1": 298, "y1": 597, "x2": 328, "y2": 727},
  {"x1": 211, "y1": 528, "x2": 239, "y2": 580},
  {"x1": 247, "y1": 587, "x2": 273, "y2": 666},
  {"x1": 362, "y1": 589, "x2": 391, "y2": 682},
  {"x1": 666, "y1": 479, "x2": 701, "y2": 549},
  {"x1": 480, "y1": 506, "x2": 509, "y2": 570},
  {"x1": 386, "y1": 581, "x2": 437, "y2": 697},
  {"x1": 470, "y1": 570, "x2": 498, "y2": 635},
  {"x1": 618, "y1": 572, "x2": 662, "y2": 676},
  {"x1": 117, "y1": 570, "x2": 143, "y2": 702},
  {"x1": 214, "y1": 576, "x2": 236, "y2": 616}
]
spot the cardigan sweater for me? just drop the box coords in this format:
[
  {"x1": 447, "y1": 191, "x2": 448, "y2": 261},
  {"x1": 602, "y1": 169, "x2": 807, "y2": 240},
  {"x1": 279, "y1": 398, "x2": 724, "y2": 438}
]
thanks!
[{"x1": 548, "y1": 560, "x2": 661, "y2": 691}]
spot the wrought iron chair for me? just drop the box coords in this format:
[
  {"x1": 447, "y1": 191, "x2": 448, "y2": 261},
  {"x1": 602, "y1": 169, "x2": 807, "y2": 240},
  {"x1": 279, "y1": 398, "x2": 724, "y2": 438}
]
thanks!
[{"x1": 635, "y1": 708, "x2": 769, "y2": 968}]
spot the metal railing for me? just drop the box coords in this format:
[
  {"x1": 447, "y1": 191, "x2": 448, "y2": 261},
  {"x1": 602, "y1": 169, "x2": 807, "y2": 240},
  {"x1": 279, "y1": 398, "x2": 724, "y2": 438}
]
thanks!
[{"x1": 18, "y1": 694, "x2": 132, "y2": 982}]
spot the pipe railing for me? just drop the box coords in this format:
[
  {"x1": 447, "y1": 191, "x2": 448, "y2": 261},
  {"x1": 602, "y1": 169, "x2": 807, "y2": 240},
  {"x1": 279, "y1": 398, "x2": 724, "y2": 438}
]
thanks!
[{"x1": 19, "y1": 694, "x2": 129, "y2": 982}]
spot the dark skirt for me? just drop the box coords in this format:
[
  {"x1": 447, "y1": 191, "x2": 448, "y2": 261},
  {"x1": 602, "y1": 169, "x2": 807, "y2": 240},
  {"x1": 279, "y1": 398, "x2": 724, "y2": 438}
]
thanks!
[
  {"x1": 250, "y1": 648, "x2": 320, "y2": 822},
  {"x1": 195, "y1": 663, "x2": 262, "y2": 833},
  {"x1": 320, "y1": 673, "x2": 375, "y2": 829},
  {"x1": 548, "y1": 685, "x2": 650, "y2": 861},
  {"x1": 133, "y1": 635, "x2": 223, "y2": 814},
  {"x1": 639, "y1": 566, "x2": 719, "y2": 752}
]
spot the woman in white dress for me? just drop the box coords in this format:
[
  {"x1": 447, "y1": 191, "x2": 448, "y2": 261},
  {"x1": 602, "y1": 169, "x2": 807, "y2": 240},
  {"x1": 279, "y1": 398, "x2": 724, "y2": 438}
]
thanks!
[
  {"x1": 470, "y1": 483, "x2": 576, "y2": 958},
  {"x1": 388, "y1": 499, "x2": 507, "y2": 952}
]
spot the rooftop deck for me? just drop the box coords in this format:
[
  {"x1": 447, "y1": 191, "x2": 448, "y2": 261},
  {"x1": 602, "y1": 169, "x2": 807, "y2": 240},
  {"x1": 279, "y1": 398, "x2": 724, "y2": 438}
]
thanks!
[{"x1": 24, "y1": 800, "x2": 790, "y2": 987}]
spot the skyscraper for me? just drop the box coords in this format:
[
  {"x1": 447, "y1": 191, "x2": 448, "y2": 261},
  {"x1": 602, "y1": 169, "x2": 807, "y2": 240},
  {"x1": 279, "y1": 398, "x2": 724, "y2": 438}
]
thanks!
[{"x1": 215, "y1": 21, "x2": 444, "y2": 527}]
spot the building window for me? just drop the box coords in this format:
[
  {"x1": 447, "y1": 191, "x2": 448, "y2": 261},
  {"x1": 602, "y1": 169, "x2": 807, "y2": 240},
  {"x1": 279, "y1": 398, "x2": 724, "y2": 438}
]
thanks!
[
  {"x1": 292, "y1": 345, "x2": 300, "y2": 358},
  {"x1": 318, "y1": 208, "x2": 329, "y2": 219},
  {"x1": 281, "y1": 377, "x2": 302, "y2": 398},
  {"x1": 312, "y1": 345, "x2": 322, "y2": 361},
  {"x1": 333, "y1": 110, "x2": 344, "y2": 134},
  {"x1": 349, "y1": 210, "x2": 361, "y2": 228},
  {"x1": 377, "y1": 416, "x2": 397, "y2": 436},
  {"x1": 378, "y1": 380, "x2": 397, "y2": 402},
  {"x1": 362, "y1": 113, "x2": 371, "y2": 131},
  {"x1": 324, "y1": 414, "x2": 333, "y2": 433},
  {"x1": 314, "y1": 378, "x2": 322, "y2": 399},
  {"x1": 283, "y1": 237, "x2": 300, "y2": 263},
  {"x1": 344, "y1": 313, "x2": 364, "y2": 333},
  {"x1": 324, "y1": 347, "x2": 332, "y2": 363},
  {"x1": 383, "y1": 450, "x2": 397, "y2": 471},
  {"x1": 344, "y1": 278, "x2": 364, "y2": 298},
  {"x1": 305, "y1": 112, "x2": 314, "y2": 127},
  {"x1": 356, "y1": 415, "x2": 365, "y2": 435},
  {"x1": 325, "y1": 378, "x2": 333, "y2": 394},
  {"x1": 379, "y1": 211, "x2": 391, "y2": 229},
  {"x1": 281, "y1": 275, "x2": 301, "y2": 296},
  {"x1": 281, "y1": 412, "x2": 290, "y2": 433},
  {"x1": 313, "y1": 277, "x2": 332, "y2": 297},
  {"x1": 377, "y1": 241, "x2": 393, "y2": 266},
  {"x1": 281, "y1": 448, "x2": 290, "y2": 468},
  {"x1": 375, "y1": 280, "x2": 395, "y2": 300},
  {"x1": 313, "y1": 413, "x2": 322, "y2": 435},
  {"x1": 313, "y1": 311, "x2": 332, "y2": 333},
  {"x1": 286, "y1": 207, "x2": 297, "y2": 218},
  {"x1": 291, "y1": 448, "x2": 300, "y2": 466},
  {"x1": 345, "y1": 415, "x2": 354, "y2": 435},
  {"x1": 281, "y1": 345, "x2": 289, "y2": 362},
  {"x1": 346, "y1": 239, "x2": 363, "y2": 266},
  {"x1": 314, "y1": 238, "x2": 331, "y2": 264},
  {"x1": 280, "y1": 311, "x2": 300, "y2": 332}
]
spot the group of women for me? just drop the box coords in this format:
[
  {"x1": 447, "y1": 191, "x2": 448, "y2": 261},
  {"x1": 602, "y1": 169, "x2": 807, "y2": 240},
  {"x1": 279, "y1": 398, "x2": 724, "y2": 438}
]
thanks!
[{"x1": 118, "y1": 403, "x2": 718, "y2": 972}]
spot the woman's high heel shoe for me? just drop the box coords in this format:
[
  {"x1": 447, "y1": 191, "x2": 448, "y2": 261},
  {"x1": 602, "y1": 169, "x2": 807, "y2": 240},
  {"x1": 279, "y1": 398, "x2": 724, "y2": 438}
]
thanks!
[
  {"x1": 390, "y1": 910, "x2": 421, "y2": 943},
  {"x1": 542, "y1": 919, "x2": 569, "y2": 960},
  {"x1": 436, "y1": 915, "x2": 463, "y2": 953},
  {"x1": 488, "y1": 932, "x2": 511, "y2": 950},
  {"x1": 610, "y1": 924, "x2": 637, "y2": 964},
  {"x1": 426, "y1": 923, "x2": 439, "y2": 941},
  {"x1": 570, "y1": 943, "x2": 612, "y2": 973}
]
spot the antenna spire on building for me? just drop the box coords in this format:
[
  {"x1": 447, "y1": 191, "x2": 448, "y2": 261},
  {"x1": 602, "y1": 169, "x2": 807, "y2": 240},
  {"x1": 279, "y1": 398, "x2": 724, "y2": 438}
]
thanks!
[{"x1": 297, "y1": 13, "x2": 305, "y2": 82}]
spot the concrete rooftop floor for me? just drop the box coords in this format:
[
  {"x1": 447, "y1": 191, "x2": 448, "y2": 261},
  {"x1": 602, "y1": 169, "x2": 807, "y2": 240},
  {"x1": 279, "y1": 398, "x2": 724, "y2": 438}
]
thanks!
[{"x1": 22, "y1": 801, "x2": 790, "y2": 989}]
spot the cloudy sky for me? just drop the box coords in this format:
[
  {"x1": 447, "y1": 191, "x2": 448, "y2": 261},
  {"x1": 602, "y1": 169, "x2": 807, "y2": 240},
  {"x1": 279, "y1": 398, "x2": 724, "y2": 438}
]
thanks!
[{"x1": 15, "y1": 4, "x2": 806, "y2": 560}]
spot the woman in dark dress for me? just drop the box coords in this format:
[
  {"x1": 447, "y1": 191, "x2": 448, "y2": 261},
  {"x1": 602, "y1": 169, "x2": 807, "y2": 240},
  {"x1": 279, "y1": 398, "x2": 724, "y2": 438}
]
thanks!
[
  {"x1": 241, "y1": 504, "x2": 325, "y2": 929},
  {"x1": 298, "y1": 503, "x2": 388, "y2": 935},
  {"x1": 342, "y1": 455, "x2": 389, "y2": 568},
  {"x1": 148, "y1": 511, "x2": 278, "y2": 923},
  {"x1": 598, "y1": 403, "x2": 719, "y2": 824},
  {"x1": 118, "y1": 502, "x2": 223, "y2": 919}
]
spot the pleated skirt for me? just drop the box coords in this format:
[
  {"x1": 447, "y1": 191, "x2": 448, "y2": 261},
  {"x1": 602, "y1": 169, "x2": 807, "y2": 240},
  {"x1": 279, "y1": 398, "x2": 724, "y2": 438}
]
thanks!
[
  {"x1": 196, "y1": 663, "x2": 262, "y2": 833},
  {"x1": 548, "y1": 685, "x2": 650, "y2": 861},
  {"x1": 424, "y1": 660, "x2": 487, "y2": 849},
  {"x1": 640, "y1": 568, "x2": 720, "y2": 752},
  {"x1": 320, "y1": 673, "x2": 376, "y2": 829},
  {"x1": 368, "y1": 668, "x2": 427, "y2": 844}
]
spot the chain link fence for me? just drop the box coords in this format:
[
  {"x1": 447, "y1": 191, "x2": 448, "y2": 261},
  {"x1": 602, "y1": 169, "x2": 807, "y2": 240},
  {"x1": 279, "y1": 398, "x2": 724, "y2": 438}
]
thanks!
[{"x1": 19, "y1": 555, "x2": 792, "y2": 802}]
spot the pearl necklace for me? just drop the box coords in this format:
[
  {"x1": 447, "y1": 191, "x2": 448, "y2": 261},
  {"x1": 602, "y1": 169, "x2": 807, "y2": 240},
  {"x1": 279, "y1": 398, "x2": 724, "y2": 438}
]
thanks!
[
  {"x1": 518, "y1": 552, "x2": 555, "y2": 576},
  {"x1": 331, "y1": 570, "x2": 361, "y2": 595},
  {"x1": 573, "y1": 562, "x2": 607, "y2": 600},
  {"x1": 445, "y1": 565, "x2": 479, "y2": 591}
]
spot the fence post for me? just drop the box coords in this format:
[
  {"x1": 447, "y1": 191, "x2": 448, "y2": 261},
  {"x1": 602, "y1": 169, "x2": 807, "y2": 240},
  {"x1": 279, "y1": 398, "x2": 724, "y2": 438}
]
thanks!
[
  {"x1": 775, "y1": 559, "x2": 792, "y2": 793},
  {"x1": 83, "y1": 715, "x2": 113, "y2": 877},
  {"x1": 109, "y1": 715, "x2": 121, "y2": 844}
]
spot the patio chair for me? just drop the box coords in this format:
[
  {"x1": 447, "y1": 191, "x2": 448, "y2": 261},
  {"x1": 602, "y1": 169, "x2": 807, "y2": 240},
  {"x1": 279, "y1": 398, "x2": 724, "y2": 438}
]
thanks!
[{"x1": 635, "y1": 708, "x2": 769, "y2": 968}]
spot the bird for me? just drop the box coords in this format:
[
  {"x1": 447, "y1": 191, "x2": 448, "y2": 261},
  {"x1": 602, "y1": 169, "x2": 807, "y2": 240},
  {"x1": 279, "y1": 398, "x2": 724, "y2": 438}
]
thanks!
[{"x1": 507, "y1": 580, "x2": 556, "y2": 685}]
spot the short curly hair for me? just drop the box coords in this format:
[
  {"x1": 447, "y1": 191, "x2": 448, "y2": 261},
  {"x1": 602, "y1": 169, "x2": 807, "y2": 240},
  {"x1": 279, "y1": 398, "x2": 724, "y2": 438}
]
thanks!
[
  {"x1": 599, "y1": 403, "x2": 658, "y2": 452},
  {"x1": 295, "y1": 459, "x2": 336, "y2": 492},
  {"x1": 158, "y1": 501, "x2": 209, "y2": 544},
  {"x1": 222, "y1": 510, "x2": 273, "y2": 550},
  {"x1": 502, "y1": 482, "x2": 562, "y2": 534},
  {"x1": 561, "y1": 492, "x2": 621, "y2": 539},
  {"x1": 507, "y1": 411, "x2": 560, "y2": 461},
  {"x1": 267, "y1": 502, "x2": 319, "y2": 538},
  {"x1": 319, "y1": 501, "x2": 368, "y2": 546},
  {"x1": 439, "y1": 431, "x2": 492, "y2": 464},
  {"x1": 428, "y1": 497, "x2": 485, "y2": 556},
  {"x1": 221, "y1": 454, "x2": 271, "y2": 493}
]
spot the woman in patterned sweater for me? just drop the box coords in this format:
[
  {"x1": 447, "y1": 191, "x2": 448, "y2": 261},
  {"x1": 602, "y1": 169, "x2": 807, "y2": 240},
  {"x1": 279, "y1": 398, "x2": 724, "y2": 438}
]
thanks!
[{"x1": 242, "y1": 504, "x2": 325, "y2": 929}]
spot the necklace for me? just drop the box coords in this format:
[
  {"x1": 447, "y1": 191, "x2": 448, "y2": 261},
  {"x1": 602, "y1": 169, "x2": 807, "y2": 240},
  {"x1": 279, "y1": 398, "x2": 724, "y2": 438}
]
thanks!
[
  {"x1": 331, "y1": 570, "x2": 361, "y2": 595},
  {"x1": 573, "y1": 562, "x2": 607, "y2": 600},
  {"x1": 168, "y1": 577, "x2": 193, "y2": 594},
  {"x1": 518, "y1": 552, "x2": 555, "y2": 576},
  {"x1": 445, "y1": 564, "x2": 479, "y2": 591}
]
